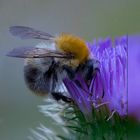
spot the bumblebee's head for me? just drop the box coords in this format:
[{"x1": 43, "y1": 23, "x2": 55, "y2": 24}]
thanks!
[{"x1": 55, "y1": 33, "x2": 90, "y2": 66}]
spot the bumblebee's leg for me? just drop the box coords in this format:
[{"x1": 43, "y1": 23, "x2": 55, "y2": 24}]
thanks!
[
  {"x1": 86, "y1": 62, "x2": 105, "y2": 98},
  {"x1": 62, "y1": 65, "x2": 75, "y2": 79},
  {"x1": 82, "y1": 59, "x2": 100, "y2": 81},
  {"x1": 51, "y1": 92, "x2": 72, "y2": 103}
]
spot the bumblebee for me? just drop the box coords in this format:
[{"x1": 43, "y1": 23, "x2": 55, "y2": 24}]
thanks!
[{"x1": 7, "y1": 26, "x2": 99, "y2": 102}]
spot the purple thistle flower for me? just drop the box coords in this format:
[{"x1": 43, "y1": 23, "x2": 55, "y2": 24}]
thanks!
[
  {"x1": 64, "y1": 77, "x2": 93, "y2": 119},
  {"x1": 89, "y1": 36, "x2": 127, "y2": 116},
  {"x1": 64, "y1": 36, "x2": 127, "y2": 119}
]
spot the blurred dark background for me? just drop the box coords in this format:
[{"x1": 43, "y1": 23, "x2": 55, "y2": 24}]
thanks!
[{"x1": 0, "y1": 0, "x2": 140, "y2": 139}]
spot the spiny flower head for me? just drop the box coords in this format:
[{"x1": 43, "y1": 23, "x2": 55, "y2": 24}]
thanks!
[{"x1": 64, "y1": 36, "x2": 127, "y2": 119}]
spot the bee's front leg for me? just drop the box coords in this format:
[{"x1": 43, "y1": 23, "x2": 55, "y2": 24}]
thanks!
[
  {"x1": 51, "y1": 92, "x2": 72, "y2": 103},
  {"x1": 62, "y1": 65, "x2": 76, "y2": 79}
]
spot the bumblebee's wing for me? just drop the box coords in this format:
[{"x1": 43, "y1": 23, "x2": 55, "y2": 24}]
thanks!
[
  {"x1": 9, "y1": 26, "x2": 54, "y2": 40},
  {"x1": 6, "y1": 46, "x2": 73, "y2": 59}
]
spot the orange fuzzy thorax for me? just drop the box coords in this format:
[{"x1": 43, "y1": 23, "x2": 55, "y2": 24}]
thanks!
[{"x1": 55, "y1": 33, "x2": 89, "y2": 66}]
